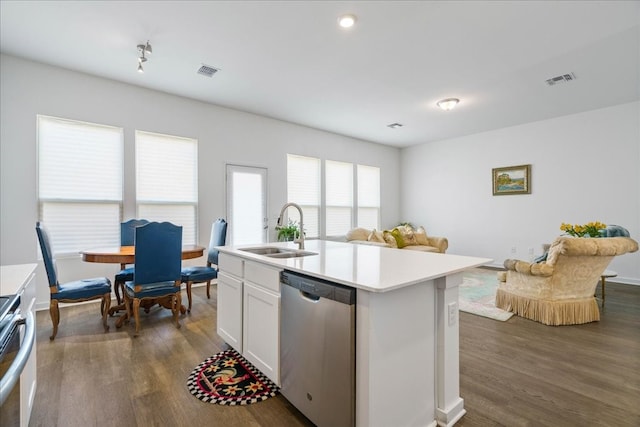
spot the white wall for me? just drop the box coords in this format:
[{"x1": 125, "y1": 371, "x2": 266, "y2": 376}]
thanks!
[
  {"x1": 401, "y1": 101, "x2": 640, "y2": 284},
  {"x1": 0, "y1": 54, "x2": 401, "y2": 308}
]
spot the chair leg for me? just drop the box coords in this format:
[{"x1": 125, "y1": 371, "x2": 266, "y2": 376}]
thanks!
[
  {"x1": 122, "y1": 293, "x2": 132, "y2": 327},
  {"x1": 174, "y1": 292, "x2": 182, "y2": 329},
  {"x1": 114, "y1": 279, "x2": 124, "y2": 305},
  {"x1": 49, "y1": 299, "x2": 60, "y2": 341},
  {"x1": 102, "y1": 293, "x2": 111, "y2": 332},
  {"x1": 206, "y1": 280, "x2": 211, "y2": 299},
  {"x1": 133, "y1": 298, "x2": 141, "y2": 337},
  {"x1": 186, "y1": 281, "x2": 193, "y2": 313}
]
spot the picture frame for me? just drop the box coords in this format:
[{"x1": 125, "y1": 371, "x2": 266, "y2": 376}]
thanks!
[{"x1": 492, "y1": 164, "x2": 531, "y2": 195}]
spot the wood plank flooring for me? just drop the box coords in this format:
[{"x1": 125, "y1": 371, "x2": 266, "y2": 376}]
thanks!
[{"x1": 29, "y1": 279, "x2": 639, "y2": 426}]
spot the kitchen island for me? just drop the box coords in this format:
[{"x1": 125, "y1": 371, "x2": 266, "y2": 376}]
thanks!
[{"x1": 216, "y1": 240, "x2": 491, "y2": 427}]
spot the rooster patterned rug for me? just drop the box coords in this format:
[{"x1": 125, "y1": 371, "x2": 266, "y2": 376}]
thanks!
[{"x1": 187, "y1": 349, "x2": 279, "y2": 405}]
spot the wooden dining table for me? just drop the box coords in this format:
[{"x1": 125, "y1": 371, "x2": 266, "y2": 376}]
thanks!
[
  {"x1": 81, "y1": 245, "x2": 205, "y2": 327},
  {"x1": 81, "y1": 245, "x2": 205, "y2": 265}
]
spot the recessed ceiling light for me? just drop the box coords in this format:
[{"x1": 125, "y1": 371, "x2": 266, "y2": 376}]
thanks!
[
  {"x1": 387, "y1": 123, "x2": 403, "y2": 129},
  {"x1": 338, "y1": 14, "x2": 357, "y2": 28},
  {"x1": 437, "y1": 98, "x2": 460, "y2": 111}
]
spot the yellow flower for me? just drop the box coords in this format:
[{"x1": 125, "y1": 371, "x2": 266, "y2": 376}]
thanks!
[
  {"x1": 559, "y1": 221, "x2": 606, "y2": 237},
  {"x1": 245, "y1": 382, "x2": 263, "y2": 393},
  {"x1": 223, "y1": 358, "x2": 238, "y2": 367},
  {"x1": 224, "y1": 385, "x2": 241, "y2": 396}
]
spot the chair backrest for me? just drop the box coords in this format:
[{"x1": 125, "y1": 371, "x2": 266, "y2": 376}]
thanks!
[
  {"x1": 546, "y1": 236, "x2": 638, "y2": 299},
  {"x1": 207, "y1": 218, "x2": 228, "y2": 265},
  {"x1": 120, "y1": 219, "x2": 150, "y2": 246},
  {"x1": 133, "y1": 222, "x2": 182, "y2": 285},
  {"x1": 35, "y1": 222, "x2": 58, "y2": 287}
]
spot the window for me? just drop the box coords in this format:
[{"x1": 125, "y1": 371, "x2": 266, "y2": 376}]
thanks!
[
  {"x1": 38, "y1": 115, "x2": 123, "y2": 255},
  {"x1": 136, "y1": 131, "x2": 198, "y2": 245},
  {"x1": 287, "y1": 154, "x2": 320, "y2": 238},
  {"x1": 286, "y1": 154, "x2": 380, "y2": 238},
  {"x1": 357, "y1": 165, "x2": 380, "y2": 230},
  {"x1": 325, "y1": 160, "x2": 353, "y2": 236}
]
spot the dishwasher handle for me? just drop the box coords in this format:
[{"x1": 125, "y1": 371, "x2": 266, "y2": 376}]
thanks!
[
  {"x1": 300, "y1": 290, "x2": 320, "y2": 302},
  {"x1": 281, "y1": 271, "x2": 356, "y2": 305}
]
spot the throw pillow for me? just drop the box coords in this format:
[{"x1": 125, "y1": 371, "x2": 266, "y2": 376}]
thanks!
[
  {"x1": 398, "y1": 225, "x2": 418, "y2": 246},
  {"x1": 382, "y1": 230, "x2": 398, "y2": 248},
  {"x1": 414, "y1": 226, "x2": 430, "y2": 245},
  {"x1": 368, "y1": 229, "x2": 386, "y2": 243},
  {"x1": 389, "y1": 228, "x2": 408, "y2": 248},
  {"x1": 346, "y1": 227, "x2": 370, "y2": 242}
]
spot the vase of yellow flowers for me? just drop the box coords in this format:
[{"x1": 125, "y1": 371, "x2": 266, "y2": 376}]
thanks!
[{"x1": 560, "y1": 221, "x2": 606, "y2": 238}]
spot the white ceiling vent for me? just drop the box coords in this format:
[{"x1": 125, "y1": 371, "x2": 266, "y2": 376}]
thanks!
[
  {"x1": 545, "y1": 72, "x2": 576, "y2": 86},
  {"x1": 197, "y1": 64, "x2": 219, "y2": 77}
]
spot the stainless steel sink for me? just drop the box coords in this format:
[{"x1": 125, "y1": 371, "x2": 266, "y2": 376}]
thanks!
[
  {"x1": 264, "y1": 251, "x2": 317, "y2": 259},
  {"x1": 238, "y1": 246, "x2": 317, "y2": 259},
  {"x1": 239, "y1": 247, "x2": 291, "y2": 255}
]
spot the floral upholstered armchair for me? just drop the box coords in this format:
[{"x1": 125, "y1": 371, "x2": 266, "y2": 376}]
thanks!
[{"x1": 495, "y1": 236, "x2": 638, "y2": 326}]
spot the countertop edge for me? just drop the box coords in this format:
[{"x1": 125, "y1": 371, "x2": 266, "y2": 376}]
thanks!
[{"x1": 217, "y1": 241, "x2": 492, "y2": 293}]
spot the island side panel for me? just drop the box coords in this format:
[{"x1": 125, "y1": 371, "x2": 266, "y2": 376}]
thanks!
[
  {"x1": 356, "y1": 280, "x2": 437, "y2": 427},
  {"x1": 435, "y1": 272, "x2": 466, "y2": 426}
]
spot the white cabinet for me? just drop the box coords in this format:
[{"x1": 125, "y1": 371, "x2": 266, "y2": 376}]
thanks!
[
  {"x1": 0, "y1": 264, "x2": 37, "y2": 427},
  {"x1": 243, "y1": 269, "x2": 281, "y2": 384},
  {"x1": 217, "y1": 271, "x2": 243, "y2": 352},
  {"x1": 217, "y1": 253, "x2": 244, "y2": 352},
  {"x1": 216, "y1": 253, "x2": 282, "y2": 385}
]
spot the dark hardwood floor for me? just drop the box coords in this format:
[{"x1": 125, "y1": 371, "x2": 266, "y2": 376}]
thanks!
[{"x1": 29, "y1": 279, "x2": 639, "y2": 426}]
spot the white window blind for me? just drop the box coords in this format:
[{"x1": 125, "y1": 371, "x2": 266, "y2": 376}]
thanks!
[
  {"x1": 38, "y1": 115, "x2": 123, "y2": 254},
  {"x1": 325, "y1": 160, "x2": 353, "y2": 236},
  {"x1": 287, "y1": 154, "x2": 320, "y2": 238},
  {"x1": 226, "y1": 165, "x2": 268, "y2": 245},
  {"x1": 136, "y1": 131, "x2": 198, "y2": 244},
  {"x1": 357, "y1": 165, "x2": 380, "y2": 230}
]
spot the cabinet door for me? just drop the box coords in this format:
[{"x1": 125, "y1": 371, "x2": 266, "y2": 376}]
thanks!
[
  {"x1": 217, "y1": 272, "x2": 243, "y2": 352},
  {"x1": 243, "y1": 281, "x2": 280, "y2": 385}
]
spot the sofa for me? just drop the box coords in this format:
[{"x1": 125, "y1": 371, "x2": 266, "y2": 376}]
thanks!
[
  {"x1": 496, "y1": 236, "x2": 638, "y2": 325},
  {"x1": 345, "y1": 225, "x2": 448, "y2": 253}
]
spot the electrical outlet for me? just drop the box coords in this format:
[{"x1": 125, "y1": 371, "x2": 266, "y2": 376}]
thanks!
[
  {"x1": 511, "y1": 247, "x2": 517, "y2": 254},
  {"x1": 448, "y1": 302, "x2": 457, "y2": 326}
]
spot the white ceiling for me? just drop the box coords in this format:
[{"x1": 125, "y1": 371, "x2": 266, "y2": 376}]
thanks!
[{"x1": 1, "y1": 1, "x2": 638, "y2": 147}]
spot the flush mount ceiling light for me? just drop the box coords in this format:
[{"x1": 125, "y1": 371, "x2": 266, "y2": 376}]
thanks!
[
  {"x1": 136, "y1": 41, "x2": 152, "y2": 73},
  {"x1": 338, "y1": 14, "x2": 357, "y2": 28},
  {"x1": 437, "y1": 98, "x2": 460, "y2": 111}
]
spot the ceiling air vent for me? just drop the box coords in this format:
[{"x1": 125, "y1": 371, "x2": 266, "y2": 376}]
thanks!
[
  {"x1": 197, "y1": 64, "x2": 219, "y2": 78},
  {"x1": 545, "y1": 72, "x2": 576, "y2": 86}
]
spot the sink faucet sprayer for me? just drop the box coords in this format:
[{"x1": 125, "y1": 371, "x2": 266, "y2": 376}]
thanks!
[{"x1": 277, "y1": 202, "x2": 305, "y2": 250}]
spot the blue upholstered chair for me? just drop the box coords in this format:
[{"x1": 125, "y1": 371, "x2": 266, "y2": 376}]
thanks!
[
  {"x1": 113, "y1": 219, "x2": 149, "y2": 305},
  {"x1": 123, "y1": 222, "x2": 183, "y2": 336},
  {"x1": 35, "y1": 222, "x2": 112, "y2": 340},
  {"x1": 181, "y1": 218, "x2": 227, "y2": 312}
]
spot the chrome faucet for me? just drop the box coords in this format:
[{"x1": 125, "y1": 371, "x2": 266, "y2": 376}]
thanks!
[{"x1": 277, "y1": 202, "x2": 305, "y2": 250}]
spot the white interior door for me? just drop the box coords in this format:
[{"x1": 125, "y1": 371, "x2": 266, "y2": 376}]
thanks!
[{"x1": 226, "y1": 164, "x2": 268, "y2": 245}]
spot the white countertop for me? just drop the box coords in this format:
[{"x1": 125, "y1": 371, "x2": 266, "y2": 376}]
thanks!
[
  {"x1": 0, "y1": 263, "x2": 37, "y2": 295},
  {"x1": 217, "y1": 240, "x2": 491, "y2": 292}
]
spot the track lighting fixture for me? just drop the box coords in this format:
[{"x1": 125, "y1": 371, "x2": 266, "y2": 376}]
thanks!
[{"x1": 136, "y1": 41, "x2": 152, "y2": 73}]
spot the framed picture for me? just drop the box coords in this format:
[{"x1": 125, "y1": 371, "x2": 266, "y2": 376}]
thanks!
[{"x1": 492, "y1": 164, "x2": 531, "y2": 195}]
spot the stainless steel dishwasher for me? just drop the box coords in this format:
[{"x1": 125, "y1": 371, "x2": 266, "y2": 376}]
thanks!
[{"x1": 280, "y1": 271, "x2": 356, "y2": 427}]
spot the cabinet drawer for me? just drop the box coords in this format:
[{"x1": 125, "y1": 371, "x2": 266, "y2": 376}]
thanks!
[
  {"x1": 219, "y1": 253, "x2": 244, "y2": 278},
  {"x1": 245, "y1": 261, "x2": 281, "y2": 293}
]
